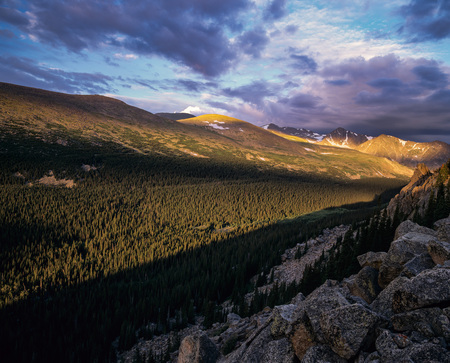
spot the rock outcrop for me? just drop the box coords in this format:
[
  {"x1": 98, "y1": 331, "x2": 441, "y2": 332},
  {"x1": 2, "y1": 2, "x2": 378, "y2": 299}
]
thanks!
[
  {"x1": 174, "y1": 217, "x2": 450, "y2": 363},
  {"x1": 387, "y1": 161, "x2": 449, "y2": 219}
]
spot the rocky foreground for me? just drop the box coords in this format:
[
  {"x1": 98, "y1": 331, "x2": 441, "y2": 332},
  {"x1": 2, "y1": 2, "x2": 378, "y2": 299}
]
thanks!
[{"x1": 174, "y1": 217, "x2": 450, "y2": 363}]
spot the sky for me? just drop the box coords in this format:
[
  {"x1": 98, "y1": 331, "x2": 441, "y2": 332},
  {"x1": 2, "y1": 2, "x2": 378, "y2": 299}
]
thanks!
[{"x1": 1, "y1": 0, "x2": 450, "y2": 143}]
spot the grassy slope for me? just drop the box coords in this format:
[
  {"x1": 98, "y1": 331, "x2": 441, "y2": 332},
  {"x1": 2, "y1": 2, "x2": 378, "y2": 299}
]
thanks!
[{"x1": 0, "y1": 82, "x2": 412, "y2": 180}]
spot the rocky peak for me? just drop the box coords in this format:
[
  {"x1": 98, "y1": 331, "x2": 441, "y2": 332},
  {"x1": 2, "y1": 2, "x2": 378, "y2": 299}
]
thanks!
[
  {"x1": 320, "y1": 127, "x2": 370, "y2": 148},
  {"x1": 387, "y1": 160, "x2": 449, "y2": 219}
]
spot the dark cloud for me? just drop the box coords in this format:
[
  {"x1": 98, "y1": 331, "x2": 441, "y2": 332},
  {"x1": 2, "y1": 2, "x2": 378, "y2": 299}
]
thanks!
[
  {"x1": 412, "y1": 65, "x2": 448, "y2": 89},
  {"x1": 222, "y1": 81, "x2": 275, "y2": 105},
  {"x1": 0, "y1": 56, "x2": 115, "y2": 94},
  {"x1": 264, "y1": 0, "x2": 288, "y2": 21},
  {"x1": 236, "y1": 28, "x2": 269, "y2": 58},
  {"x1": 427, "y1": 89, "x2": 450, "y2": 103},
  {"x1": 325, "y1": 79, "x2": 351, "y2": 86},
  {"x1": 367, "y1": 78, "x2": 404, "y2": 88},
  {"x1": 280, "y1": 93, "x2": 322, "y2": 109},
  {"x1": 175, "y1": 79, "x2": 218, "y2": 93},
  {"x1": 1, "y1": 0, "x2": 252, "y2": 77},
  {"x1": 0, "y1": 7, "x2": 29, "y2": 26},
  {"x1": 290, "y1": 54, "x2": 318, "y2": 74},
  {"x1": 398, "y1": 0, "x2": 450, "y2": 42}
]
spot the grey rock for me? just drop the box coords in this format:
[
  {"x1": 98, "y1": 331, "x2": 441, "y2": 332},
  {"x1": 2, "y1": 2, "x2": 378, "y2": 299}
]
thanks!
[
  {"x1": 344, "y1": 266, "x2": 382, "y2": 304},
  {"x1": 394, "y1": 219, "x2": 436, "y2": 240},
  {"x1": 392, "y1": 267, "x2": 450, "y2": 313},
  {"x1": 178, "y1": 332, "x2": 220, "y2": 363},
  {"x1": 226, "y1": 313, "x2": 241, "y2": 325},
  {"x1": 371, "y1": 276, "x2": 410, "y2": 319},
  {"x1": 400, "y1": 253, "x2": 435, "y2": 278},
  {"x1": 374, "y1": 329, "x2": 402, "y2": 359},
  {"x1": 378, "y1": 232, "x2": 436, "y2": 288},
  {"x1": 357, "y1": 251, "x2": 387, "y2": 270},
  {"x1": 289, "y1": 310, "x2": 316, "y2": 361},
  {"x1": 392, "y1": 307, "x2": 450, "y2": 341},
  {"x1": 271, "y1": 304, "x2": 296, "y2": 338},
  {"x1": 403, "y1": 342, "x2": 450, "y2": 363},
  {"x1": 301, "y1": 344, "x2": 347, "y2": 363},
  {"x1": 363, "y1": 351, "x2": 381, "y2": 362},
  {"x1": 434, "y1": 216, "x2": 450, "y2": 242},
  {"x1": 222, "y1": 325, "x2": 295, "y2": 363},
  {"x1": 428, "y1": 239, "x2": 450, "y2": 265},
  {"x1": 290, "y1": 292, "x2": 305, "y2": 305},
  {"x1": 292, "y1": 280, "x2": 350, "y2": 343},
  {"x1": 320, "y1": 304, "x2": 383, "y2": 359}
]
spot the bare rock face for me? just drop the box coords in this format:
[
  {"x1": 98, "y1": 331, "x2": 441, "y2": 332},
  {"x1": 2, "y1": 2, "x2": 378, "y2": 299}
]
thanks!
[
  {"x1": 392, "y1": 267, "x2": 450, "y2": 313},
  {"x1": 343, "y1": 266, "x2": 381, "y2": 304},
  {"x1": 357, "y1": 251, "x2": 387, "y2": 270},
  {"x1": 391, "y1": 307, "x2": 450, "y2": 341},
  {"x1": 319, "y1": 304, "x2": 383, "y2": 359},
  {"x1": 400, "y1": 253, "x2": 435, "y2": 278},
  {"x1": 387, "y1": 163, "x2": 433, "y2": 218},
  {"x1": 270, "y1": 304, "x2": 296, "y2": 338},
  {"x1": 301, "y1": 344, "x2": 347, "y2": 363},
  {"x1": 434, "y1": 216, "x2": 450, "y2": 242},
  {"x1": 394, "y1": 219, "x2": 436, "y2": 240},
  {"x1": 378, "y1": 231, "x2": 436, "y2": 288},
  {"x1": 178, "y1": 333, "x2": 220, "y2": 363},
  {"x1": 222, "y1": 325, "x2": 295, "y2": 363},
  {"x1": 370, "y1": 276, "x2": 410, "y2": 319},
  {"x1": 428, "y1": 239, "x2": 450, "y2": 265}
]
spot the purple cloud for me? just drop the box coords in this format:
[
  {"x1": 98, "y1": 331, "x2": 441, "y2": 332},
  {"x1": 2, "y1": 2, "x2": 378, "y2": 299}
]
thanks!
[
  {"x1": 290, "y1": 54, "x2": 318, "y2": 74},
  {"x1": 0, "y1": 56, "x2": 115, "y2": 94},
  {"x1": 398, "y1": 0, "x2": 450, "y2": 42},
  {"x1": 1, "y1": 0, "x2": 252, "y2": 77},
  {"x1": 236, "y1": 28, "x2": 269, "y2": 58},
  {"x1": 325, "y1": 79, "x2": 351, "y2": 86},
  {"x1": 264, "y1": 0, "x2": 288, "y2": 21},
  {"x1": 222, "y1": 81, "x2": 275, "y2": 105}
]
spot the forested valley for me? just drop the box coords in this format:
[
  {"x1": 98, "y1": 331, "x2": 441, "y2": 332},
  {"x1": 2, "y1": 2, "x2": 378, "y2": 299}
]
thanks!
[{"x1": 0, "y1": 132, "x2": 408, "y2": 362}]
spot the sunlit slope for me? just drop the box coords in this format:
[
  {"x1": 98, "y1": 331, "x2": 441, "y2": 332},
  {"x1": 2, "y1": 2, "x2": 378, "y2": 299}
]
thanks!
[
  {"x1": 0, "y1": 83, "x2": 412, "y2": 179},
  {"x1": 357, "y1": 134, "x2": 450, "y2": 170}
]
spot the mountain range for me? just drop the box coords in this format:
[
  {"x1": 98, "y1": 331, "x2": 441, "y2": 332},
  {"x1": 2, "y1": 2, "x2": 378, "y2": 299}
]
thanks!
[
  {"x1": 0, "y1": 82, "x2": 415, "y2": 180},
  {"x1": 264, "y1": 123, "x2": 450, "y2": 170}
]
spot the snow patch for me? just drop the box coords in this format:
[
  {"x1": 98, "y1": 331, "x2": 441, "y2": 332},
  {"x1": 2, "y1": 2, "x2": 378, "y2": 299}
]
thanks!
[
  {"x1": 304, "y1": 148, "x2": 316, "y2": 152},
  {"x1": 203, "y1": 121, "x2": 229, "y2": 130}
]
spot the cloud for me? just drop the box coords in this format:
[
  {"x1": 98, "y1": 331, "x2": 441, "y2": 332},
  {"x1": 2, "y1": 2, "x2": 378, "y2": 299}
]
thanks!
[
  {"x1": 325, "y1": 79, "x2": 351, "y2": 86},
  {"x1": 398, "y1": 0, "x2": 450, "y2": 42},
  {"x1": 114, "y1": 53, "x2": 138, "y2": 60},
  {"x1": 0, "y1": 29, "x2": 16, "y2": 39},
  {"x1": 222, "y1": 80, "x2": 275, "y2": 105},
  {"x1": 264, "y1": 0, "x2": 288, "y2": 21},
  {"x1": 412, "y1": 65, "x2": 448, "y2": 89},
  {"x1": 236, "y1": 27, "x2": 269, "y2": 58},
  {"x1": 289, "y1": 54, "x2": 318, "y2": 74},
  {"x1": 1, "y1": 0, "x2": 252, "y2": 77},
  {"x1": 0, "y1": 56, "x2": 115, "y2": 94}
]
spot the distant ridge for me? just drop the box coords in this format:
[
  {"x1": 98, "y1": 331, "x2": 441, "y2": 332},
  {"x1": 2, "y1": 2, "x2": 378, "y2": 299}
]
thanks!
[
  {"x1": 262, "y1": 123, "x2": 326, "y2": 142},
  {"x1": 156, "y1": 112, "x2": 195, "y2": 121},
  {"x1": 357, "y1": 134, "x2": 450, "y2": 170},
  {"x1": 319, "y1": 127, "x2": 371, "y2": 148}
]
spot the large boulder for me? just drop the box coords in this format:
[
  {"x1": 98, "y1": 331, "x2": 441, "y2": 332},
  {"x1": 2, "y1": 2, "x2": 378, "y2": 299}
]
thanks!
[
  {"x1": 357, "y1": 251, "x2": 387, "y2": 270},
  {"x1": 434, "y1": 216, "x2": 450, "y2": 242},
  {"x1": 391, "y1": 307, "x2": 450, "y2": 341},
  {"x1": 400, "y1": 253, "x2": 435, "y2": 278},
  {"x1": 428, "y1": 239, "x2": 450, "y2": 265},
  {"x1": 178, "y1": 332, "x2": 220, "y2": 363},
  {"x1": 301, "y1": 345, "x2": 347, "y2": 363},
  {"x1": 343, "y1": 266, "x2": 381, "y2": 304},
  {"x1": 271, "y1": 304, "x2": 296, "y2": 338},
  {"x1": 370, "y1": 276, "x2": 410, "y2": 319},
  {"x1": 319, "y1": 304, "x2": 383, "y2": 360},
  {"x1": 392, "y1": 267, "x2": 450, "y2": 313},
  {"x1": 289, "y1": 281, "x2": 350, "y2": 360},
  {"x1": 378, "y1": 232, "x2": 436, "y2": 288},
  {"x1": 394, "y1": 220, "x2": 436, "y2": 240},
  {"x1": 222, "y1": 325, "x2": 295, "y2": 363}
]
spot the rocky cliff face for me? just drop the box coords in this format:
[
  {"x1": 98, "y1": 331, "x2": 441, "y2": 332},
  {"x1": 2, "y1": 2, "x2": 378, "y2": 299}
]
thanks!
[
  {"x1": 387, "y1": 161, "x2": 449, "y2": 219},
  {"x1": 176, "y1": 217, "x2": 450, "y2": 363}
]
